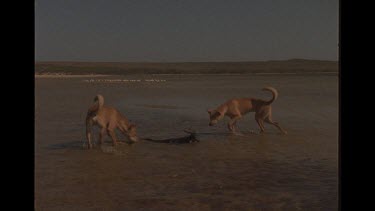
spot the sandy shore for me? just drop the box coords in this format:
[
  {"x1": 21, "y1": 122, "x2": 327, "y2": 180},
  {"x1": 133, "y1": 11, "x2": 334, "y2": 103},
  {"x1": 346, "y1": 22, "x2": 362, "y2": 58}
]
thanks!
[{"x1": 35, "y1": 74, "x2": 338, "y2": 210}]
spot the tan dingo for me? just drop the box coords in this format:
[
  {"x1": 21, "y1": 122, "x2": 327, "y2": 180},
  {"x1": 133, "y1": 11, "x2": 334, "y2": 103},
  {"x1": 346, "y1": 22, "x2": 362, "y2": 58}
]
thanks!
[
  {"x1": 207, "y1": 87, "x2": 287, "y2": 135},
  {"x1": 85, "y1": 95, "x2": 139, "y2": 149}
]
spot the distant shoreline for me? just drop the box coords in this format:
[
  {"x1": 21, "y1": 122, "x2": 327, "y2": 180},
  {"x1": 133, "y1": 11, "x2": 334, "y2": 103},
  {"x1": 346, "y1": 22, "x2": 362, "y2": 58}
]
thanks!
[
  {"x1": 35, "y1": 72, "x2": 337, "y2": 78},
  {"x1": 35, "y1": 59, "x2": 338, "y2": 76},
  {"x1": 35, "y1": 74, "x2": 109, "y2": 78}
]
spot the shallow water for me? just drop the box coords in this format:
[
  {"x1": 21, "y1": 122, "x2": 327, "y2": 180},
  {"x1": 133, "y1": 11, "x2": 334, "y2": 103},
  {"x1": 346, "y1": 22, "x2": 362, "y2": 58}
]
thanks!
[{"x1": 35, "y1": 74, "x2": 338, "y2": 210}]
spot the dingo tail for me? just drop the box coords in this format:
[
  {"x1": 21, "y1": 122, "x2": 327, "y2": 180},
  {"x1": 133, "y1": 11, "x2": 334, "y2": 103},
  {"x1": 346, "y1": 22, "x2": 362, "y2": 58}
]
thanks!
[
  {"x1": 85, "y1": 94, "x2": 104, "y2": 149},
  {"x1": 262, "y1": 87, "x2": 278, "y2": 105}
]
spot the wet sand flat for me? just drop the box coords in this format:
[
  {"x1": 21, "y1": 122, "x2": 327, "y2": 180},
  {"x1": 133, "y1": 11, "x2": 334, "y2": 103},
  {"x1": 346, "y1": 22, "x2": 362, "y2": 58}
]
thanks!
[{"x1": 35, "y1": 74, "x2": 338, "y2": 210}]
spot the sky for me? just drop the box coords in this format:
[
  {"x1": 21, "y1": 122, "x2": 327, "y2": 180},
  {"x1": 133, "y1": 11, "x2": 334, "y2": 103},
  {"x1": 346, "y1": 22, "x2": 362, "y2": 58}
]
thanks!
[{"x1": 35, "y1": 0, "x2": 338, "y2": 62}]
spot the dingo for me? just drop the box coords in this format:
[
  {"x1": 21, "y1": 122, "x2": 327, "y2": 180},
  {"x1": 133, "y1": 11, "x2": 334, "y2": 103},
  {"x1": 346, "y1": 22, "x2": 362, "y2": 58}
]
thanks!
[
  {"x1": 85, "y1": 95, "x2": 139, "y2": 149},
  {"x1": 207, "y1": 87, "x2": 287, "y2": 135}
]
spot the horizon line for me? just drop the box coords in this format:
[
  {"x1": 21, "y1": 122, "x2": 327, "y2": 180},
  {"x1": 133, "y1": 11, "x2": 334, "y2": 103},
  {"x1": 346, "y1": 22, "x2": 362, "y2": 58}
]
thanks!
[{"x1": 35, "y1": 58, "x2": 339, "y2": 63}]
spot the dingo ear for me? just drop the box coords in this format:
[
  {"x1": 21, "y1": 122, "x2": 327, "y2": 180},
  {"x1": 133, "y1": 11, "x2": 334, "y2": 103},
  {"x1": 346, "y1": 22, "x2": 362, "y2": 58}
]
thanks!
[
  {"x1": 128, "y1": 124, "x2": 136, "y2": 130},
  {"x1": 212, "y1": 110, "x2": 222, "y2": 118}
]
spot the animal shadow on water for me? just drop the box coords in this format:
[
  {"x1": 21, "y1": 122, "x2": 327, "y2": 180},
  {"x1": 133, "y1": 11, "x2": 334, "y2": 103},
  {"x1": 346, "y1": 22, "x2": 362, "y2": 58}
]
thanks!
[{"x1": 142, "y1": 129, "x2": 200, "y2": 144}]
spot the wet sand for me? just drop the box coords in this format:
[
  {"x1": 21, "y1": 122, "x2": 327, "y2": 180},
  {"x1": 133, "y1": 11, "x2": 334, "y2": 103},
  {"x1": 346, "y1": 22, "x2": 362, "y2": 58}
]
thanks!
[{"x1": 35, "y1": 74, "x2": 338, "y2": 210}]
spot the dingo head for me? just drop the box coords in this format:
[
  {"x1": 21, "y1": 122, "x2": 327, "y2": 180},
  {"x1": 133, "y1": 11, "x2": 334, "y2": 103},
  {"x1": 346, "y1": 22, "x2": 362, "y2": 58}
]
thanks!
[
  {"x1": 127, "y1": 124, "x2": 139, "y2": 142},
  {"x1": 207, "y1": 109, "x2": 222, "y2": 126}
]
